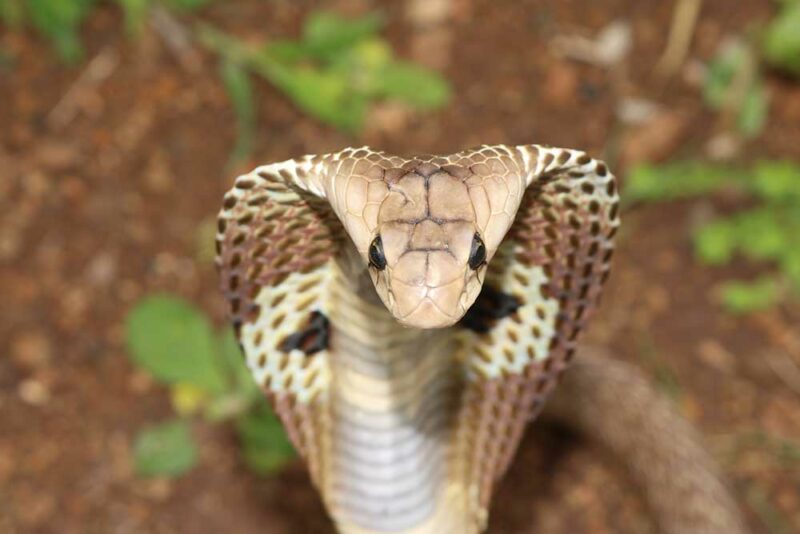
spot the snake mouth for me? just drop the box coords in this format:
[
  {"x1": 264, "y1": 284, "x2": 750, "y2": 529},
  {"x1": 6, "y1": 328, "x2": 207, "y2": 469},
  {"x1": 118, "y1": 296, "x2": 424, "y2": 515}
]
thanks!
[
  {"x1": 396, "y1": 298, "x2": 458, "y2": 329},
  {"x1": 383, "y1": 274, "x2": 467, "y2": 329}
]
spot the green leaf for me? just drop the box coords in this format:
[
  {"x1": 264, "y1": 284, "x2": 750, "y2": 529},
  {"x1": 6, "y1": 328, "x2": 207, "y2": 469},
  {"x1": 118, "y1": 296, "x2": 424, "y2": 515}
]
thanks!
[
  {"x1": 751, "y1": 160, "x2": 800, "y2": 202},
  {"x1": 781, "y1": 249, "x2": 800, "y2": 292},
  {"x1": 200, "y1": 26, "x2": 367, "y2": 132},
  {"x1": 624, "y1": 162, "x2": 744, "y2": 203},
  {"x1": 733, "y1": 208, "x2": 789, "y2": 262},
  {"x1": 220, "y1": 57, "x2": 256, "y2": 164},
  {"x1": 763, "y1": 1, "x2": 800, "y2": 76},
  {"x1": 720, "y1": 278, "x2": 781, "y2": 314},
  {"x1": 196, "y1": 24, "x2": 251, "y2": 64},
  {"x1": 302, "y1": 11, "x2": 383, "y2": 60},
  {"x1": 376, "y1": 61, "x2": 451, "y2": 109},
  {"x1": 201, "y1": 329, "x2": 259, "y2": 421},
  {"x1": 27, "y1": 0, "x2": 98, "y2": 62},
  {"x1": 236, "y1": 404, "x2": 295, "y2": 475},
  {"x1": 259, "y1": 59, "x2": 368, "y2": 131},
  {"x1": 198, "y1": 12, "x2": 450, "y2": 133},
  {"x1": 218, "y1": 327, "x2": 259, "y2": 397},
  {"x1": 115, "y1": 0, "x2": 150, "y2": 36},
  {"x1": 266, "y1": 40, "x2": 313, "y2": 63},
  {"x1": 125, "y1": 295, "x2": 228, "y2": 394},
  {"x1": 163, "y1": 0, "x2": 211, "y2": 12},
  {"x1": 134, "y1": 419, "x2": 198, "y2": 477},
  {"x1": 704, "y1": 41, "x2": 747, "y2": 109},
  {"x1": 703, "y1": 39, "x2": 767, "y2": 137},
  {"x1": 694, "y1": 220, "x2": 738, "y2": 265},
  {"x1": 0, "y1": 0, "x2": 25, "y2": 27},
  {"x1": 328, "y1": 37, "x2": 393, "y2": 94},
  {"x1": 350, "y1": 37, "x2": 393, "y2": 70},
  {"x1": 737, "y1": 79, "x2": 768, "y2": 138},
  {"x1": 630, "y1": 159, "x2": 800, "y2": 311}
]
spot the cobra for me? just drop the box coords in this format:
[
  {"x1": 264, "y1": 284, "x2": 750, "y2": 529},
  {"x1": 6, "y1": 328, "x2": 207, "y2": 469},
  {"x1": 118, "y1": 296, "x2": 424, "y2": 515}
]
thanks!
[{"x1": 216, "y1": 145, "x2": 745, "y2": 533}]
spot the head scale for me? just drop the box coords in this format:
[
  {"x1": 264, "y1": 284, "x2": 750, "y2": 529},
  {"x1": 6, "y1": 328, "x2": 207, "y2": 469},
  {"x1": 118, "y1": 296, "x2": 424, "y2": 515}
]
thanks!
[{"x1": 339, "y1": 161, "x2": 506, "y2": 329}]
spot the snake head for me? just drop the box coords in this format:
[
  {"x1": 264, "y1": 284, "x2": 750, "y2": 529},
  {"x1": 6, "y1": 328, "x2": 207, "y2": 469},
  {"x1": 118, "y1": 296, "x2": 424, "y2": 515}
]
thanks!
[
  {"x1": 336, "y1": 161, "x2": 516, "y2": 329},
  {"x1": 367, "y1": 223, "x2": 488, "y2": 329}
]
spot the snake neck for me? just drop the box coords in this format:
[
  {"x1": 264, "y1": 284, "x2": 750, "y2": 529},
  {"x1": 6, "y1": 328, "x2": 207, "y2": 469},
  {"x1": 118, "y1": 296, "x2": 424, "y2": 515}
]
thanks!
[{"x1": 321, "y1": 254, "x2": 470, "y2": 533}]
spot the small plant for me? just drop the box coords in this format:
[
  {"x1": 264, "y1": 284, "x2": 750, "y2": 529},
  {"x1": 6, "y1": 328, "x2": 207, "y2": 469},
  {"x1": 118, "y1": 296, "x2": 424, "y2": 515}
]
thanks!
[
  {"x1": 704, "y1": 39, "x2": 768, "y2": 138},
  {"x1": 0, "y1": 0, "x2": 97, "y2": 63},
  {"x1": 762, "y1": 0, "x2": 800, "y2": 76},
  {"x1": 116, "y1": 0, "x2": 212, "y2": 35},
  {"x1": 199, "y1": 11, "x2": 451, "y2": 154},
  {"x1": 627, "y1": 160, "x2": 800, "y2": 313},
  {"x1": 701, "y1": 1, "x2": 800, "y2": 139},
  {"x1": 2, "y1": 6, "x2": 451, "y2": 162},
  {"x1": 125, "y1": 294, "x2": 294, "y2": 477},
  {"x1": 0, "y1": 0, "x2": 213, "y2": 62}
]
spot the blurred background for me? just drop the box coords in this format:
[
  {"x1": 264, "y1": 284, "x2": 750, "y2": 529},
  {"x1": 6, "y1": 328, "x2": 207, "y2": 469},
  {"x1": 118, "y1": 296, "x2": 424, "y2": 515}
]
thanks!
[{"x1": 2, "y1": 0, "x2": 799, "y2": 532}]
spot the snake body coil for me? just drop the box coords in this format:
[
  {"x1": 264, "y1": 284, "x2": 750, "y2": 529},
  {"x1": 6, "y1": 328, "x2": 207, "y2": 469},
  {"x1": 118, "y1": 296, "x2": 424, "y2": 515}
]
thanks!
[{"x1": 215, "y1": 145, "x2": 741, "y2": 533}]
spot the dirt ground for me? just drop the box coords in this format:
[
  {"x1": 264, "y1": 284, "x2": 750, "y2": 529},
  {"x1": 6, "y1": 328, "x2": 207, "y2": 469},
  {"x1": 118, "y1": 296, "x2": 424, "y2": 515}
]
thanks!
[{"x1": 2, "y1": 0, "x2": 800, "y2": 532}]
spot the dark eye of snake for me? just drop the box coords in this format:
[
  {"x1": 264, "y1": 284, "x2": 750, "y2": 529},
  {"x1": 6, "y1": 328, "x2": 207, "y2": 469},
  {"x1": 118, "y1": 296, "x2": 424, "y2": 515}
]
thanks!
[
  {"x1": 369, "y1": 236, "x2": 387, "y2": 270},
  {"x1": 468, "y1": 233, "x2": 487, "y2": 270}
]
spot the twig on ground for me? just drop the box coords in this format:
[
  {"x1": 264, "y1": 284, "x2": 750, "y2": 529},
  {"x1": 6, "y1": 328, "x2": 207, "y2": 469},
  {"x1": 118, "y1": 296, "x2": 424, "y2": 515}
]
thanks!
[
  {"x1": 150, "y1": 5, "x2": 203, "y2": 73},
  {"x1": 718, "y1": 39, "x2": 759, "y2": 131},
  {"x1": 765, "y1": 350, "x2": 800, "y2": 396},
  {"x1": 752, "y1": 311, "x2": 800, "y2": 397},
  {"x1": 655, "y1": 0, "x2": 703, "y2": 78},
  {"x1": 47, "y1": 46, "x2": 119, "y2": 130}
]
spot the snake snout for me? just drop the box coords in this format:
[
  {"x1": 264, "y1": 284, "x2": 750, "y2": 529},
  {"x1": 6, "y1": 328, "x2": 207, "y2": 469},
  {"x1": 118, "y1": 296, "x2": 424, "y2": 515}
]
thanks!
[
  {"x1": 383, "y1": 249, "x2": 472, "y2": 329},
  {"x1": 397, "y1": 298, "x2": 457, "y2": 329}
]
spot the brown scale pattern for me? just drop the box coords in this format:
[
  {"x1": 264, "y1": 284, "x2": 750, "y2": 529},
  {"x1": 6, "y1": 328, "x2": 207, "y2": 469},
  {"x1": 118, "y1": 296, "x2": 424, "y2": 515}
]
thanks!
[
  {"x1": 268, "y1": 391, "x2": 328, "y2": 489},
  {"x1": 216, "y1": 159, "x2": 341, "y2": 488},
  {"x1": 216, "y1": 160, "x2": 344, "y2": 336},
  {"x1": 453, "y1": 147, "x2": 619, "y2": 525}
]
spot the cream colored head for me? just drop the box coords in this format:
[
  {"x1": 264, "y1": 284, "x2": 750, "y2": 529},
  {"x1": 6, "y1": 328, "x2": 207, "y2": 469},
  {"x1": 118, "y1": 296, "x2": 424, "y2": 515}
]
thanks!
[{"x1": 353, "y1": 163, "x2": 496, "y2": 329}]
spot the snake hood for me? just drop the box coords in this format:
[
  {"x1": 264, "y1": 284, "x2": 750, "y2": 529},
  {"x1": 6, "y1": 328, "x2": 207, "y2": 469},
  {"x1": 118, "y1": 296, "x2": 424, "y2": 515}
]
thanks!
[
  {"x1": 217, "y1": 144, "x2": 621, "y2": 533},
  {"x1": 325, "y1": 160, "x2": 513, "y2": 329}
]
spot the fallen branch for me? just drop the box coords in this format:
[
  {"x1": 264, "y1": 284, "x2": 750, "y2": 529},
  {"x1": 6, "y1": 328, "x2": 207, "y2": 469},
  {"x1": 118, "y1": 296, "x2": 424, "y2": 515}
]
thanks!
[
  {"x1": 47, "y1": 46, "x2": 119, "y2": 130},
  {"x1": 655, "y1": 0, "x2": 703, "y2": 77}
]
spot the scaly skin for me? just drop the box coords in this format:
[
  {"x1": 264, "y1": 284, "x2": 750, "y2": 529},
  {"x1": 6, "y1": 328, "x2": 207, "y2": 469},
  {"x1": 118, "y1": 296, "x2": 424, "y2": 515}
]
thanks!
[
  {"x1": 546, "y1": 348, "x2": 747, "y2": 534},
  {"x1": 215, "y1": 145, "x2": 742, "y2": 533}
]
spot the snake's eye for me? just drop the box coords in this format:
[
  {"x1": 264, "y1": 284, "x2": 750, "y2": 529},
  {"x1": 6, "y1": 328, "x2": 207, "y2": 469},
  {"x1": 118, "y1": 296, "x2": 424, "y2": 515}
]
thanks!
[
  {"x1": 369, "y1": 236, "x2": 387, "y2": 270},
  {"x1": 468, "y1": 233, "x2": 486, "y2": 270}
]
